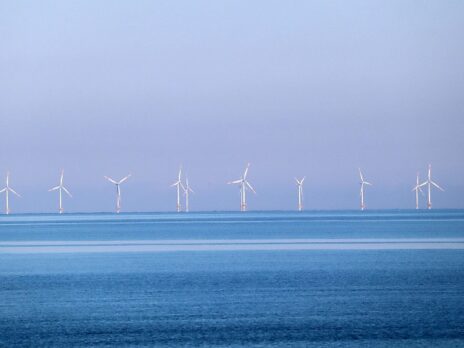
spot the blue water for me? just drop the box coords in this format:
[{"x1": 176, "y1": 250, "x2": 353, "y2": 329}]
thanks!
[{"x1": 1, "y1": 211, "x2": 464, "y2": 347}]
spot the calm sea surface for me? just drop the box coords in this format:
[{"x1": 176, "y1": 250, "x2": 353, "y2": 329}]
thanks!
[{"x1": 1, "y1": 210, "x2": 463, "y2": 347}]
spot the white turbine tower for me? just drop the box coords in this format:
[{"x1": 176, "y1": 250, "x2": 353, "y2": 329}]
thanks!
[
  {"x1": 183, "y1": 178, "x2": 194, "y2": 213},
  {"x1": 228, "y1": 163, "x2": 256, "y2": 212},
  {"x1": 411, "y1": 172, "x2": 425, "y2": 210},
  {"x1": 421, "y1": 164, "x2": 444, "y2": 209},
  {"x1": 49, "y1": 170, "x2": 72, "y2": 213},
  {"x1": 0, "y1": 172, "x2": 21, "y2": 214},
  {"x1": 359, "y1": 168, "x2": 372, "y2": 211},
  {"x1": 104, "y1": 174, "x2": 131, "y2": 213},
  {"x1": 171, "y1": 167, "x2": 184, "y2": 212},
  {"x1": 295, "y1": 177, "x2": 305, "y2": 211}
]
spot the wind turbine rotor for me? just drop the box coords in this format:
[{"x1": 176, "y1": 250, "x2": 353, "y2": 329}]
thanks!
[
  {"x1": 105, "y1": 174, "x2": 130, "y2": 213},
  {"x1": 185, "y1": 179, "x2": 194, "y2": 193},
  {"x1": 1, "y1": 172, "x2": 21, "y2": 214},
  {"x1": 230, "y1": 164, "x2": 254, "y2": 211}
]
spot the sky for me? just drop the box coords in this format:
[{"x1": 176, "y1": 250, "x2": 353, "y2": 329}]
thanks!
[{"x1": 0, "y1": 0, "x2": 463, "y2": 213}]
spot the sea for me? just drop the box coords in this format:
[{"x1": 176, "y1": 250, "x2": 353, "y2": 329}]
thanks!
[{"x1": 1, "y1": 210, "x2": 463, "y2": 347}]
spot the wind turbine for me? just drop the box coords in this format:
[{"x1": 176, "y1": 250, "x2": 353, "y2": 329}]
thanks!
[
  {"x1": 49, "y1": 170, "x2": 72, "y2": 213},
  {"x1": 0, "y1": 172, "x2": 21, "y2": 214},
  {"x1": 183, "y1": 177, "x2": 194, "y2": 213},
  {"x1": 228, "y1": 163, "x2": 256, "y2": 212},
  {"x1": 104, "y1": 174, "x2": 131, "y2": 213},
  {"x1": 295, "y1": 177, "x2": 305, "y2": 211},
  {"x1": 421, "y1": 164, "x2": 444, "y2": 209},
  {"x1": 411, "y1": 172, "x2": 425, "y2": 210},
  {"x1": 171, "y1": 167, "x2": 184, "y2": 212},
  {"x1": 359, "y1": 168, "x2": 372, "y2": 211}
]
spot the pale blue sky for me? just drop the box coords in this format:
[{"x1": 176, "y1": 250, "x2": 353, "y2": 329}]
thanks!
[{"x1": 0, "y1": 1, "x2": 463, "y2": 212}]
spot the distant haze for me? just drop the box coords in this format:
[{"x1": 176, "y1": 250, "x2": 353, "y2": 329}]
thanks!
[{"x1": 1, "y1": 1, "x2": 463, "y2": 212}]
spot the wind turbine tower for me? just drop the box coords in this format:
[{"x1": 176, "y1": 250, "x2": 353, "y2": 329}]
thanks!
[
  {"x1": 104, "y1": 174, "x2": 131, "y2": 213},
  {"x1": 0, "y1": 172, "x2": 21, "y2": 214},
  {"x1": 421, "y1": 164, "x2": 444, "y2": 209},
  {"x1": 49, "y1": 170, "x2": 72, "y2": 213},
  {"x1": 183, "y1": 177, "x2": 194, "y2": 212},
  {"x1": 411, "y1": 172, "x2": 425, "y2": 210},
  {"x1": 295, "y1": 177, "x2": 305, "y2": 211},
  {"x1": 228, "y1": 163, "x2": 256, "y2": 212},
  {"x1": 358, "y1": 168, "x2": 372, "y2": 211},
  {"x1": 171, "y1": 167, "x2": 184, "y2": 212}
]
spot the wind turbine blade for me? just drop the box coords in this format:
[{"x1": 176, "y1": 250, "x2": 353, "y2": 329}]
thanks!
[
  {"x1": 419, "y1": 186, "x2": 425, "y2": 196},
  {"x1": 0, "y1": 188, "x2": 5, "y2": 193},
  {"x1": 364, "y1": 181, "x2": 372, "y2": 186},
  {"x1": 180, "y1": 182, "x2": 186, "y2": 191},
  {"x1": 189, "y1": 187, "x2": 194, "y2": 193},
  {"x1": 301, "y1": 176, "x2": 306, "y2": 183},
  {"x1": 104, "y1": 176, "x2": 117, "y2": 184},
  {"x1": 228, "y1": 179, "x2": 242, "y2": 184},
  {"x1": 49, "y1": 186, "x2": 60, "y2": 192},
  {"x1": 243, "y1": 163, "x2": 250, "y2": 179},
  {"x1": 60, "y1": 170, "x2": 64, "y2": 185},
  {"x1": 358, "y1": 168, "x2": 364, "y2": 182},
  {"x1": 170, "y1": 181, "x2": 180, "y2": 187},
  {"x1": 118, "y1": 174, "x2": 131, "y2": 184},
  {"x1": 9, "y1": 187, "x2": 21, "y2": 197},
  {"x1": 245, "y1": 181, "x2": 256, "y2": 194},
  {"x1": 62, "y1": 186, "x2": 72, "y2": 197},
  {"x1": 431, "y1": 181, "x2": 444, "y2": 191},
  {"x1": 419, "y1": 181, "x2": 427, "y2": 187}
]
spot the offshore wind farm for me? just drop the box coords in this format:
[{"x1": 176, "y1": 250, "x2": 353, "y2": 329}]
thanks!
[
  {"x1": 0, "y1": 163, "x2": 447, "y2": 214},
  {"x1": 1, "y1": 1, "x2": 463, "y2": 347}
]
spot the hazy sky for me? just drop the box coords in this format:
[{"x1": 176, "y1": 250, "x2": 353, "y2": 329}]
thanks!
[{"x1": 1, "y1": 1, "x2": 463, "y2": 212}]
